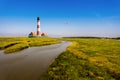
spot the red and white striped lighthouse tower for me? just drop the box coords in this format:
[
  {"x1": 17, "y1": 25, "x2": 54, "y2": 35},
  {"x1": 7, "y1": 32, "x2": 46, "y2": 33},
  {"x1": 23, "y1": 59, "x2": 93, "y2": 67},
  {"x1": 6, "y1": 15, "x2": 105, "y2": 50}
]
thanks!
[{"x1": 37, "y1": 17, "x2": 41, "y2": 36}]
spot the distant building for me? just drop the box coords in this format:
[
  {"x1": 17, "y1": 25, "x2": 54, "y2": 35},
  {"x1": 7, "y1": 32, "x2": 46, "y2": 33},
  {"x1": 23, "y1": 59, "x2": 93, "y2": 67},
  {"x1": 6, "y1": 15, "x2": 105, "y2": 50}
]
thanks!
[
  {"x1": 41, "y1": 33, "x2": 47, "y2": 36},
  {"x1": 28, "y1": 32, "x2": 37, "y2": 38}
]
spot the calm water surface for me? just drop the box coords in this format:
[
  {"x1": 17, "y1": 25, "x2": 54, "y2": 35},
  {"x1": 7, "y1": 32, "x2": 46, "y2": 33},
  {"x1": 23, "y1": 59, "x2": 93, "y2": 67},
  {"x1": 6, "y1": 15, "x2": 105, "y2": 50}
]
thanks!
[{"x1": 0, "y1": 41, "x2": 71, "y2": 80}]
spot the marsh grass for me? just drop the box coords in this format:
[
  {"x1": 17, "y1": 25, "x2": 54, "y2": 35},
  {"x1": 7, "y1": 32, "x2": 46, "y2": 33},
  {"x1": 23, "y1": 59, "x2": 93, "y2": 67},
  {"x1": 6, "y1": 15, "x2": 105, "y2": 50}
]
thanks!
[
  {"x1": 4, "y1": 42, "x2": 29, "y2": 53},
  {"x1": 46, "y1": 38, "x2": 120, "y2": 80},
  {"x1": 0, "y1": 37, "x2": 61, "y2": 53}
]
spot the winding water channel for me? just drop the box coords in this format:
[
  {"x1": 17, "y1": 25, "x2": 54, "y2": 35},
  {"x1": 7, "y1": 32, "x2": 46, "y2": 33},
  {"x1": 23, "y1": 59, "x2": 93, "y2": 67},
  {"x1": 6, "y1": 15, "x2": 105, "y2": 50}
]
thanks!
[{"x1": 0, "y1": 41, "x2": 71, "y2": 80}]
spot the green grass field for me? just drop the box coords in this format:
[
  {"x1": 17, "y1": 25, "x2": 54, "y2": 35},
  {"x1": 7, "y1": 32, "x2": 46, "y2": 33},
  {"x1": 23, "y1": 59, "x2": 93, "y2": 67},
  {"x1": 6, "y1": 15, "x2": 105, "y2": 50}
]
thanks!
[
  {"x1": 0, "y1": 37, "x2": 120, "y2": 79},
  {"x1": 46, "y1": 38, "x2": 120, "y2": 80},
  {"x1": 0, "y1": 37, "x2": 61, "y2": 53}
]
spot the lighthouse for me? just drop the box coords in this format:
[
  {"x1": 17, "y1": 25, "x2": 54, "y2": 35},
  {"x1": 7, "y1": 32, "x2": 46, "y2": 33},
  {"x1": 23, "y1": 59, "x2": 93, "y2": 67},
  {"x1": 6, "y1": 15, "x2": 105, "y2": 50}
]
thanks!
[
  {"x1": 37, "y1": 17, "x2": 41, "y2": 36},
  {"x1": 28, "y1": 17, "x2": 47, "y2": 38}
]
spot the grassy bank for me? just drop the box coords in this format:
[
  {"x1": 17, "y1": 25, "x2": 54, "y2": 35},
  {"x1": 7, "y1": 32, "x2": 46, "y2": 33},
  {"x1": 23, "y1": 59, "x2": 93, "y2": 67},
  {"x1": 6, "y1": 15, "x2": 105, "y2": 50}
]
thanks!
[
  {"x1": 46, "y1": 38, "x2": 120, "y2": 80},
  {"x1": 0, "y1": 37, "x2": 61, "y2": 53}
]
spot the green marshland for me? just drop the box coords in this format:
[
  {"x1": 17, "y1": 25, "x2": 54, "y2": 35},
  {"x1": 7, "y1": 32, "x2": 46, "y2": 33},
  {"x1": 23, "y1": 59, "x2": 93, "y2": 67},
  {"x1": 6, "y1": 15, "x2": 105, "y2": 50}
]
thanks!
[
  {"x1": 0, "y1": 37, "x2": 61, "y2": 54},
  {"x1": 0, "y1": 37, "x2": 120, "y2": 80},
  {"x1": 46, "y1": 38, "x2": 120, "y2": 80}
]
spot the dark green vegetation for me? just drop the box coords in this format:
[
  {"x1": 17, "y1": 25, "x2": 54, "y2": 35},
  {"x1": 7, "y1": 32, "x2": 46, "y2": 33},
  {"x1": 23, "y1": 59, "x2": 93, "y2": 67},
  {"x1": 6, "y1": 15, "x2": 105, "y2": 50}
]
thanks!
[
  {"x1": 0, "y1": 37, "x2": 61, "y2": 53},
  {"x1": 46, "y1": 38, "x2": 120, "y2": 80}
]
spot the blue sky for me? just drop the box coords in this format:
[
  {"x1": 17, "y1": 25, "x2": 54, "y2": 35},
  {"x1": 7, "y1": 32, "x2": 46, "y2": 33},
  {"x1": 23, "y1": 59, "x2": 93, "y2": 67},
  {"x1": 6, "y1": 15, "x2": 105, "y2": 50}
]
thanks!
[{"x1": 0, "y1": 0, "x2": 120, "y2": 37}]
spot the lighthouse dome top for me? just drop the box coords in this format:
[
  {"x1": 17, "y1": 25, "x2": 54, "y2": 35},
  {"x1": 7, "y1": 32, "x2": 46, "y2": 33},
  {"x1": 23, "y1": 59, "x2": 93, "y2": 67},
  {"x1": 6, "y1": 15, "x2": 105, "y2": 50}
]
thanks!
[{"x1": 37, "y1": 17, "x2": 40, "y2": 20}]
